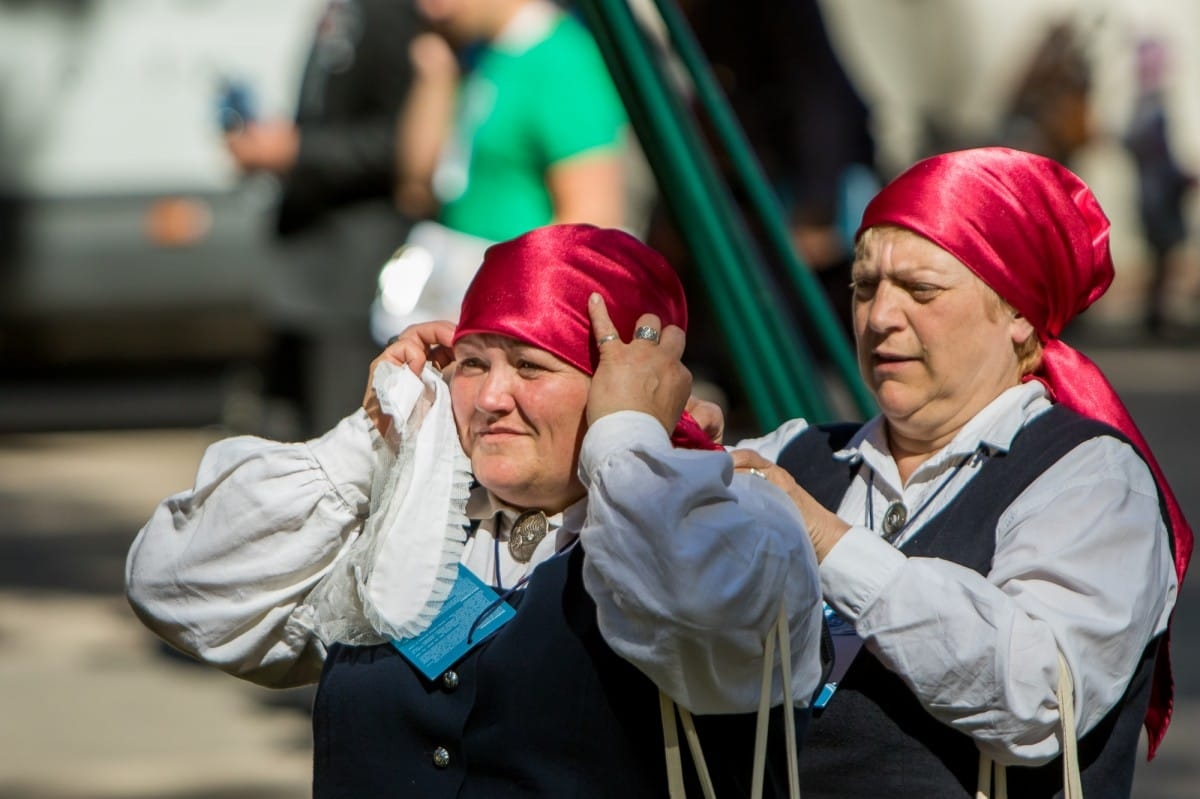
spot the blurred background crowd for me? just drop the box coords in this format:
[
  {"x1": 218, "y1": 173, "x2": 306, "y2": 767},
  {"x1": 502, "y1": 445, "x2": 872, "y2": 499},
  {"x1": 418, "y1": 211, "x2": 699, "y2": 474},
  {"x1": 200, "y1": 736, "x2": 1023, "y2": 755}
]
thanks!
[
  {"x1": 2, "y1": 0, "x2": 1198, "y2": 438},
  {"x1": 1, "y1": 0, "x2": 1198, "y2": 797}
]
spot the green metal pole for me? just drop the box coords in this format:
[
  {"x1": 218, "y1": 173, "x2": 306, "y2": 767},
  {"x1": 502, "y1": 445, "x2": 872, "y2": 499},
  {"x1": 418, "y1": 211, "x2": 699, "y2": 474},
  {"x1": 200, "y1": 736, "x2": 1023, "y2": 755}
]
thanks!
[
  {"x1": 648, "y1": 0, "x2": 876, "y2": 420},
  {"x1": 581, "y1": 0, "x2": 835, "y2": 425},
  {"x1": 594, "y1": 9, "x2": 793, "y2": 424},
  {"x1": 581, "y1": 0, "x2": 789, "y2": 424}
]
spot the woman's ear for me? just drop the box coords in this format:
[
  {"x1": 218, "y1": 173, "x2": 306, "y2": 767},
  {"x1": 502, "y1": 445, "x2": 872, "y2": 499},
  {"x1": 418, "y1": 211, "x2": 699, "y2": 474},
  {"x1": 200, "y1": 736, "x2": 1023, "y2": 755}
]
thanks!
[{"x1": 1009, "y1": 311, "x2": 1037, "y2": 346}]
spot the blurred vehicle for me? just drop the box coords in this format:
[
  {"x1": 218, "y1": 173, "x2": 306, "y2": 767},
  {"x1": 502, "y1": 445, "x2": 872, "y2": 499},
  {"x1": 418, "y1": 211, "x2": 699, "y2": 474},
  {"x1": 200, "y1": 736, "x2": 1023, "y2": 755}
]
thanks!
[{"x1": 0, "y1": 0, "x2": 325, "y2": 432}]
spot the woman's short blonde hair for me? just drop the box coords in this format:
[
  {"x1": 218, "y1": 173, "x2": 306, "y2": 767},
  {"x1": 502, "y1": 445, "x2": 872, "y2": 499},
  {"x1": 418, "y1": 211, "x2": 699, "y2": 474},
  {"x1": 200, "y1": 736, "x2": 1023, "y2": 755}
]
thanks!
[{"x1": 982, "y1": 286, "x2": 1043, "y2": 376}]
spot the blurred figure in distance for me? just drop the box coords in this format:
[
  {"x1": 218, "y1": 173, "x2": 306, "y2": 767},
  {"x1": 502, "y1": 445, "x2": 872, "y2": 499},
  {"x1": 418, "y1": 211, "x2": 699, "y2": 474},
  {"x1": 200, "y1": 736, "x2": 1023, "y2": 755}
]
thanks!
[{"x1": 224, "y1": 0, "x2": 423, "y2": 437}]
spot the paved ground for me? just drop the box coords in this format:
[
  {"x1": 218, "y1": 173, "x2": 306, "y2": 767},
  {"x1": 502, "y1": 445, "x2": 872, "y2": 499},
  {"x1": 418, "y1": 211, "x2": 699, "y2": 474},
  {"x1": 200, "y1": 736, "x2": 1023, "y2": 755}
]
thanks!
[
  {"x1": 0, "y1": 337, "x2": 1197, "y2": 798},
  {"x1": 0, "y1": 429, "x2": 311, "y2": 799}
]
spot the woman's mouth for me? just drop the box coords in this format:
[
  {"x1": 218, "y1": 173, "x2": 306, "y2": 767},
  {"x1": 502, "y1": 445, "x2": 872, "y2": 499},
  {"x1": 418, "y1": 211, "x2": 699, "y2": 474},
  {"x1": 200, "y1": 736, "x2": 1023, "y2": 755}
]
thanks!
[
  {"x1": 476, "y1": 426, "x2": 525, "y2": 439},
  {"x1": 871, "y1": 351, "x2": 918, "y2": 372}
]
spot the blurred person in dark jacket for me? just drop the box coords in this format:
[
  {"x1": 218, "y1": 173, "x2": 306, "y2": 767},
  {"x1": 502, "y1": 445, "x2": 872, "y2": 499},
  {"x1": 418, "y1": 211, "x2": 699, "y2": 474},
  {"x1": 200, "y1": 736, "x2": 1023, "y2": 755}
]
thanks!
[
  {"x1": 684, "y1": 0, "x2": 876, "y2": 287},
  {"x1": 224, "y1": 0, "x2": 423, "y2": 437}
]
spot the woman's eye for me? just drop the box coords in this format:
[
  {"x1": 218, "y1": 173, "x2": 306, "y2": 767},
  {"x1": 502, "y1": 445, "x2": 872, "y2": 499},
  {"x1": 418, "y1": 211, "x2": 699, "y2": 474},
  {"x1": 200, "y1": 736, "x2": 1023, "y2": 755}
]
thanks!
[
  {"x1": 908, "y1": 284, "x2": 941, "y2": 301},
  {"x1": 457, "y1": 357, "x2": 486, "y2": 375},
  {"x1": 516, "y1": 360, "x2": 545, "y2": 375},
  {"x1": 850, "y1": 280, "x2": 877, "y2": 300}
]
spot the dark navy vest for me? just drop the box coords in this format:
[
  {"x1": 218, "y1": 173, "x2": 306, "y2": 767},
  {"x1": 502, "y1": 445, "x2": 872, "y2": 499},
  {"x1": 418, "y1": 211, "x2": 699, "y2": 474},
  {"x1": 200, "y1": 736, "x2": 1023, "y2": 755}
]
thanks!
[
  {"x1": 777, "y1": 405, "x2": 1162, "y2": 799},
  {"x1": 312, "y1": 543, "x2": 808, "y2": 797}
]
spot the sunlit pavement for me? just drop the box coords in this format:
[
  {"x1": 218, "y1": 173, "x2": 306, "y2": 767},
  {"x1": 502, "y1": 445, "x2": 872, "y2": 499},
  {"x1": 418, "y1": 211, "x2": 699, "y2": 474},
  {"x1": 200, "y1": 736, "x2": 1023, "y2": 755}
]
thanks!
[
  {"x1": 1, "y1": 339, "x2": 1198, "y2": 798},
  {"x1": 0, "y1": 429, "x2": 310, "y2": 799}
]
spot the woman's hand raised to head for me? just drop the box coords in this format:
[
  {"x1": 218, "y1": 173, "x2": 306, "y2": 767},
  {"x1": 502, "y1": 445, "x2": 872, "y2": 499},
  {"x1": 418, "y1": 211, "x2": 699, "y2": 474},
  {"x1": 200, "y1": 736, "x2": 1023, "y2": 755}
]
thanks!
[
  {"x1": 363, "y1": 321, "x2": 457, "y2": 436},
  {"x1": 585, "y1": 293, "x2": 691, "y2": 434}
]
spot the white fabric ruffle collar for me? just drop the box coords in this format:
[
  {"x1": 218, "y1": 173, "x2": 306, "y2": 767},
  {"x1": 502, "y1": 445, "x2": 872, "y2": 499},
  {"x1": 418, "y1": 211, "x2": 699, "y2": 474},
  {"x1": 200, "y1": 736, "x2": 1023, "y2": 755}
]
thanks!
[{"x1": 298, "y1": 362, "x2": 473, "y2": 646}]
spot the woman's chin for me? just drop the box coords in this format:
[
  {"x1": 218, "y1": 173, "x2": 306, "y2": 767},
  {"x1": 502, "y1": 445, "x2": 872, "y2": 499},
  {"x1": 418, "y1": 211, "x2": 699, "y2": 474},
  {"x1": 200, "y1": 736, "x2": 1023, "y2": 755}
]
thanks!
[
  {"x1": 472, "y1": 464, "x2": 533, "y2": 505},
  {"x1": 873, "y1": 385, "x2": 921, "y2": 422},
  {"x1": 477, "y1": 474, "x2": 582, "y2": 514}
]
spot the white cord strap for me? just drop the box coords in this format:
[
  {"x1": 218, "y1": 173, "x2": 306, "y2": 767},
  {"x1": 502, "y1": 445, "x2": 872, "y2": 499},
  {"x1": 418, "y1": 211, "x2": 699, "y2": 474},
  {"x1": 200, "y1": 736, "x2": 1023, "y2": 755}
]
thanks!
[
  {"x1": 661, "y1": 600, "x2": 801, "y2": 799},
  {"x1": 660, "y1": 692, "x2": 718, "y2": 799},
  {"x1": 660, "y1": 691, "x2": 689, "y2": 799},
  {"x1": 678, "y1": 705, "x2": 719, "y2": 799},
  {"x1": 977, "y1": 649, "x2": 1081, "y2": 799},
  {"x1": 1057, "y1": 650, "x2": 1082, "y2": 798},
  {"x1": 775, "y1": 602, "x2": 801, "y2": 799},
  {"x1": 749, "y1": 610, "x2": 778, "y2": 799}
]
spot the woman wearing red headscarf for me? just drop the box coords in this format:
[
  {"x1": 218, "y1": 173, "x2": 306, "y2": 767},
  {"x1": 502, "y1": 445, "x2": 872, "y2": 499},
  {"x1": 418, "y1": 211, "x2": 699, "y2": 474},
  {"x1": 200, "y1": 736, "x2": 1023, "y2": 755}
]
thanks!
[
  {"x1": 733, "y1": 147, "x2": 1190, "y2": 797},
  {"x1": 126, "y1": 224, "x2": 822, "y2": 796}
]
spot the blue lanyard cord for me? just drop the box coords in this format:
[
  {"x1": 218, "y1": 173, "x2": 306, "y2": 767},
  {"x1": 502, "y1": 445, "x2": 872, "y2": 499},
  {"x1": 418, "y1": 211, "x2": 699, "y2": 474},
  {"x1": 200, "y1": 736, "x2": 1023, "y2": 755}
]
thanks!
[
  {"x1": 467, "y1": 581, "x2": 526, "y2": 645},
  {"x1": 468, "y1": 536, "x2": 580, "y2": 644},
  {"x1": 865, "y1": 447, "x2": 987, "y2": 544},
  {"x1": 492, "y1": 533, "x2": 503, "y2": 589}
]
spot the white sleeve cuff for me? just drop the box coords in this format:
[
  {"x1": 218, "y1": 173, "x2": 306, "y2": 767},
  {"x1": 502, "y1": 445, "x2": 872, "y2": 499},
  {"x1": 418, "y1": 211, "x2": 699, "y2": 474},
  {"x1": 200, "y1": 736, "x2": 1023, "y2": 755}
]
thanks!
[
  {"x1": 580, "y1": 411, "x2": 672, "y2": 477},
  {"x1": 820, "y1": 526, "x2": 907, "y2": 621}
]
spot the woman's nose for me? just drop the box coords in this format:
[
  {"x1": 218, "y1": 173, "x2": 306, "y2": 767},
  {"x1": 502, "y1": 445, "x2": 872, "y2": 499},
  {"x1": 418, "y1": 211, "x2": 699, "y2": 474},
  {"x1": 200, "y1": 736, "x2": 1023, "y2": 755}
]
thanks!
[
  {"x1": 866, "y1": 282, "x2": 905, "y2": 332},
  {"x1": 476, "y1": 366, "x2": 517, "y2": 413}
]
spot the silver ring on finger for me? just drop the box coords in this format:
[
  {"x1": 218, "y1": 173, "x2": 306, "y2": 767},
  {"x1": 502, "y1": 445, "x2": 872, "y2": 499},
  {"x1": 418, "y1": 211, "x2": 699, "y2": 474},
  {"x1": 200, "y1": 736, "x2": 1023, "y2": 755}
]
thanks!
[
  {"x1": 633, "y1": 325, "x2": 661, "y2": 343},
  {"x1": 748, "y1": 467, "x2": 767, "y2": 479},
  {"x1": 596, "y1": 333, "x2": 620, "y2": 345}
]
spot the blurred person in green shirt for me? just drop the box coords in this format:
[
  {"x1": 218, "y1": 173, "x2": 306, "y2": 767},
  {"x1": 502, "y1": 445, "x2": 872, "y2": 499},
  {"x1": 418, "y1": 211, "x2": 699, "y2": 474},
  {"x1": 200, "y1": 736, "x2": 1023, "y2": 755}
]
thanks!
[{"x1": 375, "y1": 0, "x2": 629, "y2": 342}]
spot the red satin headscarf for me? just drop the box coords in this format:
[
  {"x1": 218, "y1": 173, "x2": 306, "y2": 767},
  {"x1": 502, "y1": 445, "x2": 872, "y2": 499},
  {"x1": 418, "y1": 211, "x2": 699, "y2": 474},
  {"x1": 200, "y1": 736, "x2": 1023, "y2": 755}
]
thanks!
[
  {"x1": 858, "y1": 146, "x2": 1192, "y2": 757},
  {"x1": 454, "y1": 223, "x2": 720, "y2": 450}
]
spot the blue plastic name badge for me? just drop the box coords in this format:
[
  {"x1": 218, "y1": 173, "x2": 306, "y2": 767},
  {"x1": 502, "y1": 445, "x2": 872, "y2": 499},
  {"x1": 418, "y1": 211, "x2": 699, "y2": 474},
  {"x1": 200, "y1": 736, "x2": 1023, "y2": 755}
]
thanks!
[{"x1": 391, "y1": 563, "x2": 517, "y2": 681}]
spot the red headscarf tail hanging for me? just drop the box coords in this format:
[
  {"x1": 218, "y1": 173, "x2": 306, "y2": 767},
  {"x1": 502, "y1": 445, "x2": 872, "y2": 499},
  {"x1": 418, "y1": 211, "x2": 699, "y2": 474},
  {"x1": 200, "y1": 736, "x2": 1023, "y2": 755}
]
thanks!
[
  {"x1": 858, "y1": 147, "x2": 1191, "y2": 756},
  {"x1": 455, "y1": 223, "x2": 720, "y2": 451}
]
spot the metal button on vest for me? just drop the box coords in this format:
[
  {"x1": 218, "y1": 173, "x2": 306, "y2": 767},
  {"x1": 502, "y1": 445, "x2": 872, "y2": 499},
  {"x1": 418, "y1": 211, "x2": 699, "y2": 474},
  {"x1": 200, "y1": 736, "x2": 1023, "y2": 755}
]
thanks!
[
  {"x1": 441, "y1": 670, "x2": 460, "y2": 691},
  {"x1": 432, "y1": 746, "x2": 451, "y2": 769}
]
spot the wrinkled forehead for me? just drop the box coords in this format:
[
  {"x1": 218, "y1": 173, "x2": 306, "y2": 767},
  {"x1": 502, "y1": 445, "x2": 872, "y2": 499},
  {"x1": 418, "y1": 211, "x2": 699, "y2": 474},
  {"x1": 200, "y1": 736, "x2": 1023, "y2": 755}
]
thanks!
[
  {"x1": 453, "y1": 332, "x2": 536, "y2": 355},
  {"x1": 854, "y1": 225, "x2": 1012, "y2": 314},
  {"x1": 451, "y1": 333, "x2": 577, "y2": 369},
  {"x1": 853, "y1": 226, "x2": 969, "y2": 275}
]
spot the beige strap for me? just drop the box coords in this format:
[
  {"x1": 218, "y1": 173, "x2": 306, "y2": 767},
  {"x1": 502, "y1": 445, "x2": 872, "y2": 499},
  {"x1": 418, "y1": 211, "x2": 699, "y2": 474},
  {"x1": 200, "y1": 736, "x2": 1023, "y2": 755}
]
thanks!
[
  {"x1": 750, "y1": 601, "x2": 802, "y2": 798},
  {"x1": 976, "y1": 753, "x2": 991, "y2": 799},
  {"x1": 750, "y1": 614, "x2": 778, "y2": 799},
  {"x1": 775, "y1": 604, "x2": 801, "y2": 799},
  {"x1": 661, "y1": 690, "x2": 688, "y2": 799},
  {"x1": 661, "y1": 600, "x2": 801, "y2": 798},
  {"x1": 660, "y1": 696, "x2": 718, "y2": 799},
  {"x1": 976, "y1": 649, "x2": 1081, "y2": 799},
  {"x1": 1057, "y1": 650, "x2": 1082, "y2": 798},
  {"x1": 678, "y1": 706, "x2": 719, "y2": 799}
]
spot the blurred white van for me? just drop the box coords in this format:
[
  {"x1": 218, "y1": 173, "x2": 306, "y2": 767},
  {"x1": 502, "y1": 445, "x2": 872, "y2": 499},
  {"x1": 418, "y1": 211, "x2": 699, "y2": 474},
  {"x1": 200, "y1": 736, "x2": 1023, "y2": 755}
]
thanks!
[{"x1": 0, "y1": 0, "x2": 324, "y2": 430}]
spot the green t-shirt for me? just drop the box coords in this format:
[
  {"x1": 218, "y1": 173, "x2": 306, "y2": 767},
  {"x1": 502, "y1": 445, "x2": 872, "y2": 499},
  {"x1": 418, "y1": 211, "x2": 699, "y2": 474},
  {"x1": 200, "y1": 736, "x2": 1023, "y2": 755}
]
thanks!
[{"x1": 436, "y1": 12, "x2": 627, "y2": 242}]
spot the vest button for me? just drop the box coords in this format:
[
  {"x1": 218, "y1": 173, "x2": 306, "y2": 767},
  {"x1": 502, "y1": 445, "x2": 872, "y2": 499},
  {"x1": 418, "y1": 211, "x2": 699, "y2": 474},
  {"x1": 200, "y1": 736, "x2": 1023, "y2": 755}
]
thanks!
[
  {"x1": 432, "y1": 746, "x2": 451, "y2": 769},
  {"x1": 441, "y1": 670, "x2": 460, "y2": 691}
]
